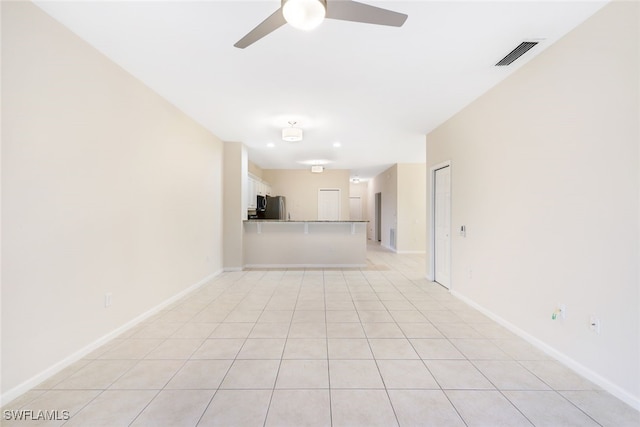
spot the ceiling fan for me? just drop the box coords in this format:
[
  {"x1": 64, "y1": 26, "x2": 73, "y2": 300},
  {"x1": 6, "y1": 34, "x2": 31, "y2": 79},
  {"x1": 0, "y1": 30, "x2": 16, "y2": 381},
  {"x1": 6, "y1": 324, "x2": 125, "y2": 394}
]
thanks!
[{"x1": 234, "y1": 0, "x2": 408, "y2": 49}]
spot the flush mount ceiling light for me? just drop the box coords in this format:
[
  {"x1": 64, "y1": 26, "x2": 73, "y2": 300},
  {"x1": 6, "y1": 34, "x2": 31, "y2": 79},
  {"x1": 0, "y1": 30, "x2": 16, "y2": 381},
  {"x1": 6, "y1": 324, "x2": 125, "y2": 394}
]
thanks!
[
  {"x1": 283, "y1": 0, "x2": 326, "y2": 31},
  {"x1": 297, "y1": 159, "x2": 331, "y2": 166},
  {"x1": 282, "y1": 121, "x2": 303, "y2": 142}
]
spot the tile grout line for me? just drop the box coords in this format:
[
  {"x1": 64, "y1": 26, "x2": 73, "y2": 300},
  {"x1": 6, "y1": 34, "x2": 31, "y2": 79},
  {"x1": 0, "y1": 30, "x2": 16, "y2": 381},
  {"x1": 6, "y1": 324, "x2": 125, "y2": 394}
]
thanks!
[
  {"x1": 261, "y1": 268, "x2": 304, "y2": 427},
  {"x1": 139, "y1": 269, "x2": 252, "y2": 427},
  {"x1": 357, "y1": 268, "x2": 402, "y2": 427},
  {"x1": 9, "y1": 247, "x2": 634, "y2": 426},
  {"x1": 324, "y1": 269, "x2": 334, "y2": 427},
  {"x1": 187, "y1": 269, "x2": 264, "y2": 426},
  {"x1": 506, "y1": 359, "x2": 606, "y2": 427},
  {"x1": 372, "y1": 258, "x2": 475, "y2": 427}
]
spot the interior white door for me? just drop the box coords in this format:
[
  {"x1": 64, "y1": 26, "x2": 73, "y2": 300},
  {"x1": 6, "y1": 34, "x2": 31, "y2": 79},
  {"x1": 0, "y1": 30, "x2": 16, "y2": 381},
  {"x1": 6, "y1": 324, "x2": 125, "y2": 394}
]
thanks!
[
  {"x1": 349, "y1": 197, "x2": 362, "y2": 220},
  {"x1": 434, "y1": 166, "x2": 451, "y2": 288},
  {"x1": 318, "y1": 189, "x2": 341, "y2": 220}
]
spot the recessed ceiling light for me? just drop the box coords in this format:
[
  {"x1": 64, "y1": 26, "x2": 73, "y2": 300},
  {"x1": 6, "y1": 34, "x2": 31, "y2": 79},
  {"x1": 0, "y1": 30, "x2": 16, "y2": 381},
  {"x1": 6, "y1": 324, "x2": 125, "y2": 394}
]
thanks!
[
  {"x1": 333, "y1": 142, "x2": 341, "y2": 148},
  {"x1": 267, "y1": 142, "x2": 275, "y2": 148}
]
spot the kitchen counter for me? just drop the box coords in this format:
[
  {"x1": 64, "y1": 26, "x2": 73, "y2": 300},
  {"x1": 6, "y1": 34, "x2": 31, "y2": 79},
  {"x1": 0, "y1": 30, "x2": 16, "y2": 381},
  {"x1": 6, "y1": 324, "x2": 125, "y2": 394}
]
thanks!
[
  {"x1": 244, "y1": 219, "x2": 368, "y2": 223},
  {"x1": 243, "y1": 220, "x2": 367, "y2": 268}
]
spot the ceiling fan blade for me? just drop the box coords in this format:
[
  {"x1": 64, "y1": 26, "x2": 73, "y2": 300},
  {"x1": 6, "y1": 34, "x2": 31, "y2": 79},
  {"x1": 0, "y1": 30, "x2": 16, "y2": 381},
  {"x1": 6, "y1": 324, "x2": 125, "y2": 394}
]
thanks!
[
  {"x1": 326, "y1": 0, "x2": 407, "y2": 27},
  {"x1": 234, "y1": 7, "x2": 287, "y2": 49}
]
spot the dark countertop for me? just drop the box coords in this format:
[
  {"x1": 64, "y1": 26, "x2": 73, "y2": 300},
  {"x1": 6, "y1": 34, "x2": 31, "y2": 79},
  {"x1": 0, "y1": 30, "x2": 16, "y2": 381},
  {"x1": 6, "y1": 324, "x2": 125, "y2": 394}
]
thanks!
[{"x1": 244, "y1": 219, "x2": 368, "y2": 223}]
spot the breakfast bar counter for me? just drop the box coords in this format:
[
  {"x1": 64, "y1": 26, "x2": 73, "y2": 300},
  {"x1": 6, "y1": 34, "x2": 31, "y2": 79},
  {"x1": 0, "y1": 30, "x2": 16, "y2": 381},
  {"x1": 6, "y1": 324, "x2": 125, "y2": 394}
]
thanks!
[{"x1": 243, "y1": 220, "x2": 368, "y2": 268}]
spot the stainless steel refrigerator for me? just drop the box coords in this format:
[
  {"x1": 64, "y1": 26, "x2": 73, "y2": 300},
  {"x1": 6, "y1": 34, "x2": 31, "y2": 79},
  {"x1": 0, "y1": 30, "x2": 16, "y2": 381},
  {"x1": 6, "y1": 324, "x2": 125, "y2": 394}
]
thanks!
[{"x1": 264, "y1": 195, "x2": 286, "y2": 220}]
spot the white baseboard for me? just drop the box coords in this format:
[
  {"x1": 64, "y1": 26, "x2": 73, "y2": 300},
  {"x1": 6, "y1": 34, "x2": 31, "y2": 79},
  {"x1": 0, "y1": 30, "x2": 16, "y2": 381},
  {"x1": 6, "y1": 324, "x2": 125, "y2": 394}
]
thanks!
[
  {"x1": 223, "y1": 267, "x2": 244, "y2": 272},
  {"x1": 451, "y1": 290, "x2": 640, "y2": 411},
  {"x1": 244, "y1": 264, "x2": 366, "y2": 269},
  {"x1": 380, "y1": 244, "x2": 396, "y2": 253},
  {"x1": 0, "y1": 270, "x2": 222, "y2": 407}
]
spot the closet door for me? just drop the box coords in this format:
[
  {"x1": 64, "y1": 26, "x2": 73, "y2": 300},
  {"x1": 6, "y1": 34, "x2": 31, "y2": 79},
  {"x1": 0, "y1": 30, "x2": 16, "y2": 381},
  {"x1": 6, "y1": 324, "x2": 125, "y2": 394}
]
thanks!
[
  {"x1": 434, "y1": 166, "x2": 451, "y2": 288},
  {"x1": 318, "y1": 189, "x2": 340, "y2": 220}
]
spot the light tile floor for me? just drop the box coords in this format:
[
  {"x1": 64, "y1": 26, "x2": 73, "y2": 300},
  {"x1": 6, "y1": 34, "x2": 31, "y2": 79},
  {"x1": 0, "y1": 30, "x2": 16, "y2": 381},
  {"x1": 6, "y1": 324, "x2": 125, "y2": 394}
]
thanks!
[{"x1": 3, "y1": 245, "x2": 639, "y2": 426}]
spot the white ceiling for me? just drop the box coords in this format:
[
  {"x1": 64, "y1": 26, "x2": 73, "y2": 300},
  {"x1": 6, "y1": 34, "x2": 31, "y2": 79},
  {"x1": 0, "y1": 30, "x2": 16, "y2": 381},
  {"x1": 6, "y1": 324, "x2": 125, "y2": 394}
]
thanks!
[{"x1": 34, "y1": 0, "x2": 607, "y2": 180}]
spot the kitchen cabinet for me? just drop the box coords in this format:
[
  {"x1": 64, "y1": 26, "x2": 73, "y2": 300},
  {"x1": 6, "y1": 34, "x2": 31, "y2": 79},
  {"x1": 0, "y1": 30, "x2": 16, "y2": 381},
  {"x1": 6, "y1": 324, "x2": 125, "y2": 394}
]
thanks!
[
  {"x1": 247, "y1": 178, "x2": 257, "y2": 209},
  {"x1": 256, "y1": 181, "x2": 273, "y2": 196},
  {"x1": 247, "y1": 174, "x2": 272, "y2": 210}
]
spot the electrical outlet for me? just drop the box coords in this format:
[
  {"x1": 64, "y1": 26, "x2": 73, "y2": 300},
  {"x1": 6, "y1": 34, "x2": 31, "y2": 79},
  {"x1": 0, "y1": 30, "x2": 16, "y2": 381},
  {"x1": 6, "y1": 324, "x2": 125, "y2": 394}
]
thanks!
[
  {"x1": 552, "y1": 303, "x2": 566, "y2": 320},
  {"x1": 104, "y1": 293, "x2": 112, "y2": 308}
]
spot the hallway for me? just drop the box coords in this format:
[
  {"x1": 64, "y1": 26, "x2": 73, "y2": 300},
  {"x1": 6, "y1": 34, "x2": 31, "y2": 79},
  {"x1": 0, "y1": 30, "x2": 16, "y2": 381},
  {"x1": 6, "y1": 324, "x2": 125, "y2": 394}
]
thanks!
[{"x1": 2, "y1": 245, "x2": 638, "y2": 426}]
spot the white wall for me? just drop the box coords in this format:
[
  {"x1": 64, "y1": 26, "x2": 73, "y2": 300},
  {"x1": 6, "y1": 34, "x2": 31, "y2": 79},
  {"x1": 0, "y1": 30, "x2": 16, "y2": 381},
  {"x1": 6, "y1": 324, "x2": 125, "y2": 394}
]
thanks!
[
  {"x1": 262, "y1": 169, "x2": 350, "y2": 220},
  {"x1": 1, "y1": 1, "x2": 224, "y2": 401},
  {"x1": 426, "y1": 0, "x2": 639, "y2": 407},
  {"x1": 368, "y1": 165, "x2": 398, "y2": 249}
]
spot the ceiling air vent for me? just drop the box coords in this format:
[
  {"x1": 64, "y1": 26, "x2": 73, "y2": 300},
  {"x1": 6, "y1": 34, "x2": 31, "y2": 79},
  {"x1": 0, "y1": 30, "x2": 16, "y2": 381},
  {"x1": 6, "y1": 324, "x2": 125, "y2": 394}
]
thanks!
[{"x1": 495, "y1": 41, "x2": 539, "y2": 66}]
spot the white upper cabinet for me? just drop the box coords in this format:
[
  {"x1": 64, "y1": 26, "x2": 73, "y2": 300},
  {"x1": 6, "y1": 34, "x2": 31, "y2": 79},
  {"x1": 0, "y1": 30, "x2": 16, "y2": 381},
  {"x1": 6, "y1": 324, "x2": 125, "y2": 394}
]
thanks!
[
  {"x1": 247, "y1": 174, "x2": 272, "y2": 210},
  {"x1": 247, "y1": 177, "x2": 256, "y2": 209}
]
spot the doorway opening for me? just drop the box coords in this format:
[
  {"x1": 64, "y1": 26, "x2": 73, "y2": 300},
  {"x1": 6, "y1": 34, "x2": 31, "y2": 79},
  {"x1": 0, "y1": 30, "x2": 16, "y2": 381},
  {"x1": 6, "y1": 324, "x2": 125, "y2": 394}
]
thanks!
[
  {"x1": 430, "y1": 162, "x2": 451, "y2": 289},
  {"x1": 375, "y1": 192, "x2": 382, "y2": 242}
]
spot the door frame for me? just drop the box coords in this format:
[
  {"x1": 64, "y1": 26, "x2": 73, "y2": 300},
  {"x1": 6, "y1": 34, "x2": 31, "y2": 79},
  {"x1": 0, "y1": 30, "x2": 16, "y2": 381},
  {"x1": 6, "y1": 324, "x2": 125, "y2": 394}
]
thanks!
[
  {"x1": 349, "y1": 196, "x2": 362, "y2": 220},
  {"x1": 374, "y1": 192, "x2": 382, "y2": 242},
  {"x1": 428, "y1": 160, "x2": 452, "y2": 288}
]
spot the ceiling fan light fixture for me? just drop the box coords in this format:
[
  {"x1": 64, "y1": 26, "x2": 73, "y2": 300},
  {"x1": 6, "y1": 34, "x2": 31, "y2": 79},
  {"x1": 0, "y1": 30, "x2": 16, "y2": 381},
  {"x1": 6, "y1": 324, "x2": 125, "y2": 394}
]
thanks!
[{"x1": 282, "y1": 0, "x2": 326, "y2": 31}]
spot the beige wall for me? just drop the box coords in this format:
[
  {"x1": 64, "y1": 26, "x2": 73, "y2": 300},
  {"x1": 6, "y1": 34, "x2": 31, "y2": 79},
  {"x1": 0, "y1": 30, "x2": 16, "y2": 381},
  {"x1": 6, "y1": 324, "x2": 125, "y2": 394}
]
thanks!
[
  {"x1": 367, "y1": 165, "x2": 398, "y2": 249},
  {"x1": 349, "y1": 181, "x2": 368, "y2": 222},
  {"x1": 397, "y1": 164, "x2": 427, "y2": 253},
  {"x1": 427, "y1": 1, "x2": 639, "y2": 406},
  {"x1": 248, "y1": 160, "x2": 263, "y2": 179},
  {"x1": 1, "y1": 2, "x2": 224, "y2": 401},
  {"x1": 367, "y1": 164, "x2": 426, "y2": 253},
  {"x1": 262, "y1": 169, "x2": 350, "y2": 220},
  {"x1": 223, "y1": 142, "x2": 247, "y2": 270}
]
